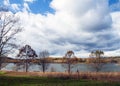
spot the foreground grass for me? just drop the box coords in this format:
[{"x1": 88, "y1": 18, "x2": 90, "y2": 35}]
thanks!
[
  {"x1": 0, "y1": 71, "x2": 6, "y2": 75},
  {"x1": 0, "y1": 71, "x2": 120, "y2": 86},
  {"x1": 0, "y1": 76, "x2": 120, "y2": 86}
]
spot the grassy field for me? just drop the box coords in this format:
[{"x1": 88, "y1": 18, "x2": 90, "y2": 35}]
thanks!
[
  {"x1": 0, "y1": 71, "x2": 120, "y2": 86},
  {"x1": 0, "y1": 76, "x2": 120, "y2": 86},
  {"x1": 0, "y1": 71, "x2": 6, "y2": 75}
]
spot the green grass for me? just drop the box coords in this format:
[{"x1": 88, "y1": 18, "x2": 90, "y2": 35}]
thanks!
[
  {"x1": 0, "y1": 71, "x2": 6, "y2": 75},
  {"x1": 0, "y1": 76, "x2": 120, "y2": 86}
]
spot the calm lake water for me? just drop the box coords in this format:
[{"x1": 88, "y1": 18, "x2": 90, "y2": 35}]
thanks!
[{"x1": 2, "y1": 63, "x2": 120, "y2": 72}]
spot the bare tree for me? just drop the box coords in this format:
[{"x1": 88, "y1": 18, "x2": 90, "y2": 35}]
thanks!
[
  {"x1": 89, "y1": 50, "x2": 105, "y2": 72},
  {"x1": 17, "y1": 45, "x2": 37, "y2": 72},
  {"x1": 62, "y1": 50, "x2": 77, "y2": 74},
  {"x1": 38, "y1": 50, "x2": 50, "y2": 73},
  {"x1": 0, "y1": 7, "x2": 22, "y2": 70}
]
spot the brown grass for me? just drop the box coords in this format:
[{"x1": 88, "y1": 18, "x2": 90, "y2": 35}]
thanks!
[{"x1": 1, "y1": 70, "x2": 120, "y2": 82}]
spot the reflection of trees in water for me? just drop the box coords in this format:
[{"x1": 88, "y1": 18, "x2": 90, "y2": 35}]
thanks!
[
  {"x1": 0, "y1": 57, "x2": 10, "y2": 69},
  {"x1": 1, "y1": 63, "x2": 8, "y2": 69},
  {"x1": 13, "y1": 62, "x2": 34, "y2": 71},
  {"x1": 4, "y1": 62, "x2": 120, "y2": 72}
]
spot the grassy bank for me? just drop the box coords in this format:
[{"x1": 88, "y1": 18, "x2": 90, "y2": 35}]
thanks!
[
  {"x1": 0, "y1": 71, "x2": 120, "y2": 86},
  {"x1": 0, "y1": 76, "x2": 120, "y2": 86},
  {"x1": 0, "y1": 71, "x2": 6, "y2": 75},
  {"x1": 2, "y1": 71, "x2": 120, "y2": 82}
]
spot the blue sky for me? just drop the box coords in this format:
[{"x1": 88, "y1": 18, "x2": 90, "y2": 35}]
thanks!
[
  {"x1": 0, "y1": 0, "x2": 55, "y2": 14},
  {"x1": 0, "y1": 0, "x2": 119, "y2": 14},
  {"x1": 12, "y1": 0, "x2": 54, "y2": 14},
  {"x1": 109, "y1": 0, "x2": 118, "y2": 5},
  {"x1": 1, "y1": 0, "x2": 120, "y2": 57}
]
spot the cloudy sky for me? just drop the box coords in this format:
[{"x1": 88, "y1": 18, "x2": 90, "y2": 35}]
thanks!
[{"x1": 0, "y1": 0, "x2": 120, "y2": 57}]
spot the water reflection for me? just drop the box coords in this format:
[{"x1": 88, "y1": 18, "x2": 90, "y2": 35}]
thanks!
[{"x1": 2, "y1": 63, "x2": 120, "y2": 72}]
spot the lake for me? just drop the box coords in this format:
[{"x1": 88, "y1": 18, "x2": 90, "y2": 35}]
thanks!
[{"x1": 2, "y1": 63, "x2": 120, "y2": 72}]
